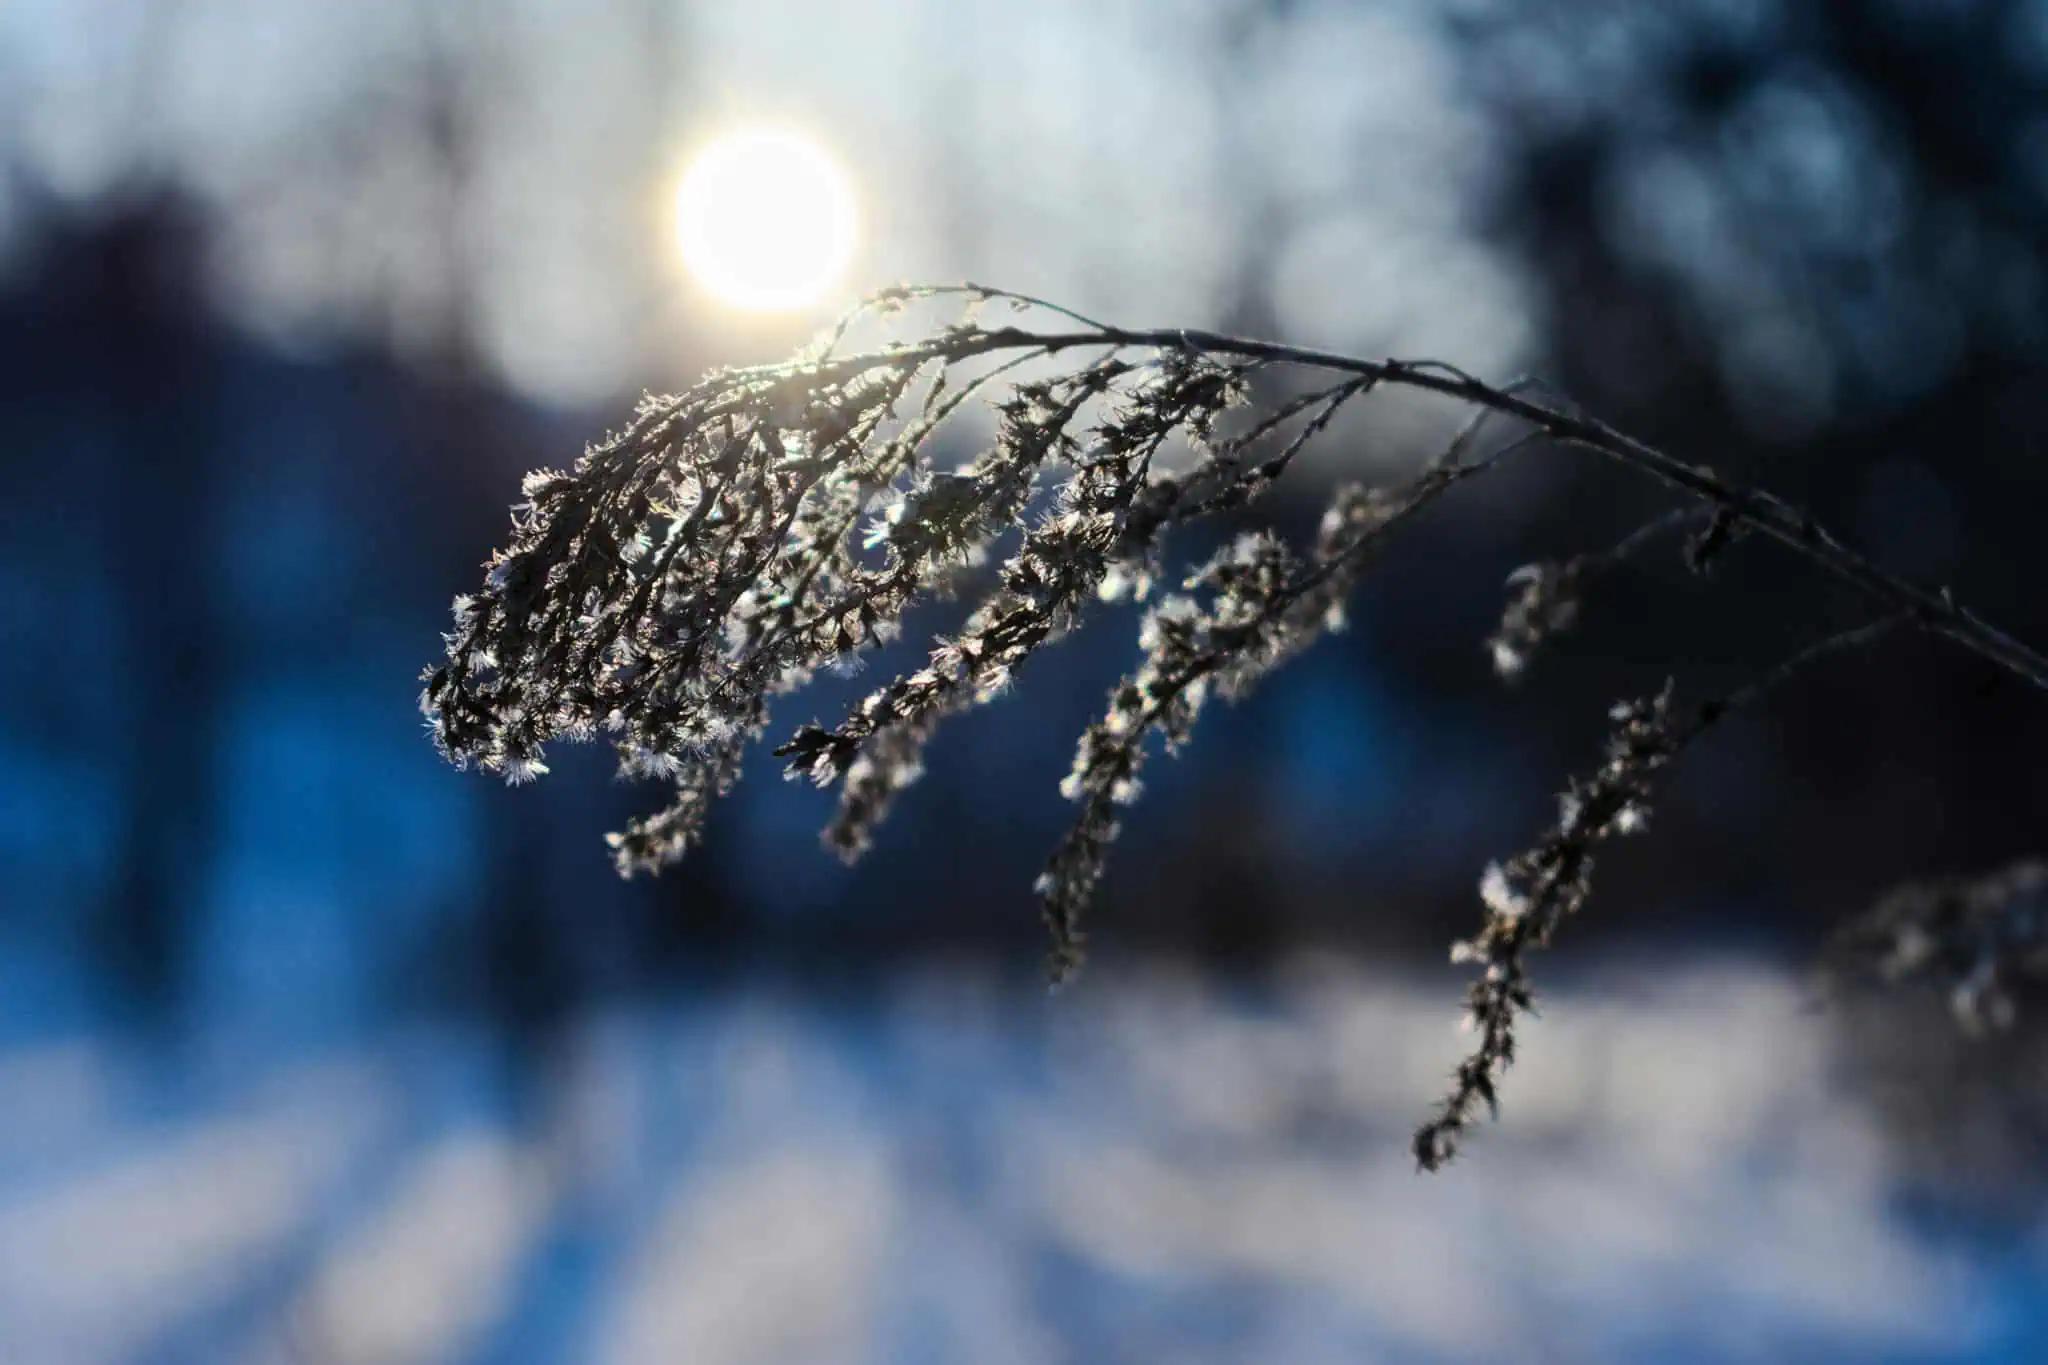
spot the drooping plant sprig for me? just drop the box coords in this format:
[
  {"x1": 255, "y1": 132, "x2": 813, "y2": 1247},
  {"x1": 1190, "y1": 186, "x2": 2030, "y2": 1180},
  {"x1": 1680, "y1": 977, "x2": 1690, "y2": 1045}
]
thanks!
[{"x1": 422, "y1": 283, "x2": 2048, "y2": 1167}]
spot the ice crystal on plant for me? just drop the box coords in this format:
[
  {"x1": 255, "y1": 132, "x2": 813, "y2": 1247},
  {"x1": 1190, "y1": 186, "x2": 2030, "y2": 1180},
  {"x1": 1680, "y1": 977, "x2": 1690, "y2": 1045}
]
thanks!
[
  {"x1": 1416, "y1": 685, "x2": 1690, "y2": 1170},
  {"x1": 425, "y1": 284, "x2": 2048, "y2": 1170}
]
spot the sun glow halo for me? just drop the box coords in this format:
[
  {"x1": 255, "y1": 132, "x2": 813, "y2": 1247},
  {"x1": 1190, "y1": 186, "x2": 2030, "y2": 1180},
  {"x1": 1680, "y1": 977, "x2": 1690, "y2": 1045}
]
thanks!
[{"x1": 674, "y1": 127, "x2": 857, "y2": 313}]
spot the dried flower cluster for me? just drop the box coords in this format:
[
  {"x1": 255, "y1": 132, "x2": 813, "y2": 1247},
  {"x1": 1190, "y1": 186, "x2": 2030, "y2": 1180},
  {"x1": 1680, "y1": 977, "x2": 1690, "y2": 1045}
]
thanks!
[
  {"x1": 1415, "y1": 686, "x2": 1692, "y2": 1169},
  {"x1": 1042, "y1": 469, "x2": 1472, "y2": 981},
  {"x1": 1486, "y1": 506, "x2": 1708, "y2": 679},
  {"x1": 425, "y1": 284, "x2": 2048, "y2": 1168},
  {"x1": 1826, "y1": 860, "x2": 2048, "y2": 1035}
]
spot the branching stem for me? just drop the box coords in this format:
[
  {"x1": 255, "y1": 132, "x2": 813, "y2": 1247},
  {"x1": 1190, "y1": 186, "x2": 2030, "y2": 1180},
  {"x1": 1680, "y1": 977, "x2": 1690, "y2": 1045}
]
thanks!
[{"x1": 751, "y1": 317, "x2": 2046, "y2": 691}]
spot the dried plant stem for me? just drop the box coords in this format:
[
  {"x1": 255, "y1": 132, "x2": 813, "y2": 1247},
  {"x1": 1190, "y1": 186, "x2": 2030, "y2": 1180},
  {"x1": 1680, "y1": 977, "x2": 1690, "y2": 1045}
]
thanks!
[
  {"x1": 1418, "y1": 611, "x2": 1913, "y2": 1169},
  {"x1": 770, "y1": 316, "x2": 2048, "y2": 693},
  {"x1": 426, "y1": 283, "x2": 2048, "y2": 1173}
]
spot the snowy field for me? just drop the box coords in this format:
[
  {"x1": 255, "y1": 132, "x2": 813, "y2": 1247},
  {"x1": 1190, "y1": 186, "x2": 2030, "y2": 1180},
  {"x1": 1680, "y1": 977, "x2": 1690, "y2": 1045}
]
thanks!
[{"x1": 0, "y1": 957, "x2": 2040, "y2": 1365}]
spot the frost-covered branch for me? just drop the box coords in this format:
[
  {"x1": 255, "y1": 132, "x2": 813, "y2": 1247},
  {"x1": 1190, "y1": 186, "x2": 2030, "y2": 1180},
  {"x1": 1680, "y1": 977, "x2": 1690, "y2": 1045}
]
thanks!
[
  {"x1": 728, "y1": 285, "x2": 2048, "y2": 693},
  {"x1": 422, "y1": 284, "x2": 2047, "y2": 1170},
  {"x1": 1417, "y1": 613, "x2": 1911, "y2": 1170},
  {"x1": 1040, "y1": 460, "x2": 1486, "y2": 983}
]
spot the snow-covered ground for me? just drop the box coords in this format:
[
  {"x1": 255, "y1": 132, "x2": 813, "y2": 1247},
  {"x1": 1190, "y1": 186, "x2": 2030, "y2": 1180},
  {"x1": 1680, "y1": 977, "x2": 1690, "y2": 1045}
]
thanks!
[{"x1": 0, "y1": 956, "x2": 2037, "y2": 1364}]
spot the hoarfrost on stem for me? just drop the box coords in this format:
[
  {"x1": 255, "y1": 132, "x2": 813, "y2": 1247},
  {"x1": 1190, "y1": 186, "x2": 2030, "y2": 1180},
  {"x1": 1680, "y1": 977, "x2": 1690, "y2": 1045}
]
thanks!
[{"x1": 424, "y1": 284, "x2": 2048, "y2": 1168}]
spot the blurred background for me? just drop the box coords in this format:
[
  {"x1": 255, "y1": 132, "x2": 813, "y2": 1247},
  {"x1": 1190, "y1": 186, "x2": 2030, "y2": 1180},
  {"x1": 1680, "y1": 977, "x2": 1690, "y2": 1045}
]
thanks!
[{"x1": 4, "y1": 0, "x2": 2048, "y2": 1360}]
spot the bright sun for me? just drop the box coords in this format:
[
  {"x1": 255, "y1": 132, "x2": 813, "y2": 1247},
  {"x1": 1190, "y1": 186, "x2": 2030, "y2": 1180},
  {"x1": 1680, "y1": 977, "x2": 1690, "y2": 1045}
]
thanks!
[{"x1": 675, "y1": 128, "x2": 857, "y2": 313}]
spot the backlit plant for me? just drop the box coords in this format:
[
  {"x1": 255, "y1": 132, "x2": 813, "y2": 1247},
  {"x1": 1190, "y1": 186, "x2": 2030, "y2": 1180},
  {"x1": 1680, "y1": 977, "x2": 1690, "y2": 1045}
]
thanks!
[{"x1": 423, "y1": 284, "x2": 2048, "y2": 1167}]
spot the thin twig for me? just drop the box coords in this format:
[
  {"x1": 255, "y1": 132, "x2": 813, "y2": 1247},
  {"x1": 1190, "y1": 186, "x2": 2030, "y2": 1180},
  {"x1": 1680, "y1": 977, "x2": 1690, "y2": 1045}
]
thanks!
[{"x1": 735, "y1": 310, "x2": 2047, "y2": 694}]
